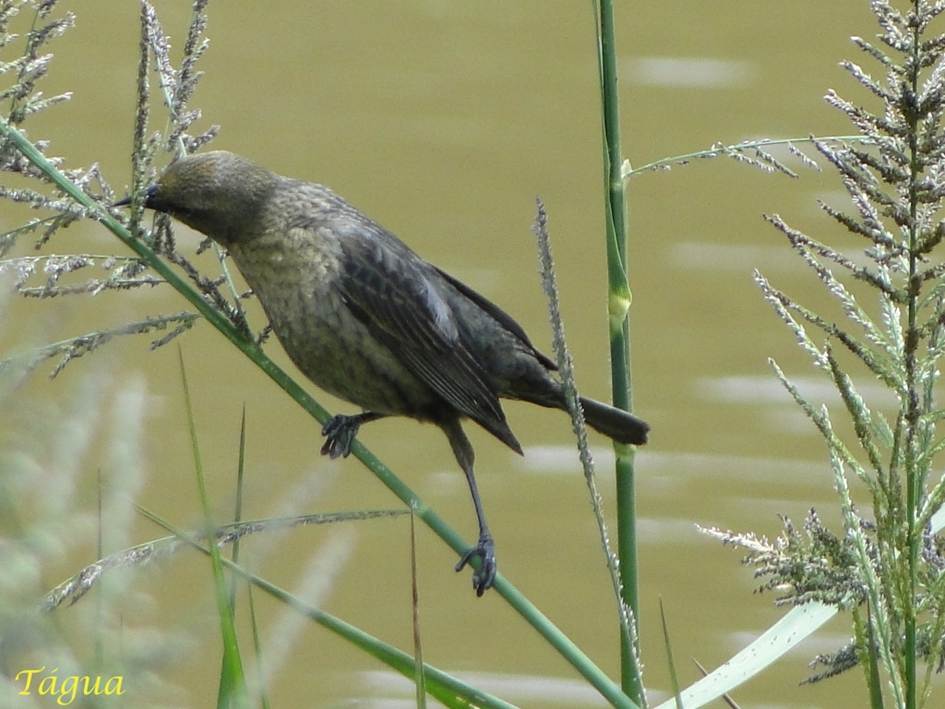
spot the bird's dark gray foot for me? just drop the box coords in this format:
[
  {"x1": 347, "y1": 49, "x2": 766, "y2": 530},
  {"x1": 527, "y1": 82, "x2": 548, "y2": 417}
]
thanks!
[
  {"x1": 320, "y1": 415, "x2": 362, "y2": 458},
  {"x1": 454, "y1": 534, "x2": 497, "y2": 596},
  {"x1": 320, "y1": 411, "x2": 385, "y2": 458}
]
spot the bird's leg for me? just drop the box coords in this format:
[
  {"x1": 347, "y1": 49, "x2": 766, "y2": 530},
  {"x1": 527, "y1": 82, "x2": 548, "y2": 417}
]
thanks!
[
  {"x1": 320, "y1": 411, "x2": 385, "y2": 458},
  {"x1": 441, "y1": 418, "x2": 496, "y2": 596}
]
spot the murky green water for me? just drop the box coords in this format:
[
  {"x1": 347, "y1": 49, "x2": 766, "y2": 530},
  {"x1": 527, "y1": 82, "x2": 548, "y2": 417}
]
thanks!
[{"x1": 2, "y1": 2, "x2": 917, "y2": 706}]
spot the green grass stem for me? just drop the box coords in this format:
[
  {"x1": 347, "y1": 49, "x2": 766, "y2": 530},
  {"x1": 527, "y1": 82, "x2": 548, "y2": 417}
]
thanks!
[
  {"x1": 658, "y1": 599, "x2": 682, "y2": 709},
  {"x1": 219, "y1": 406, "x2": 249, "y2": 706},
  {"x1": 246, "y1": 584, "x2": 271, "y2": 709},
  {"x1": 864, "y1": 605, "x2": 885, "y2": 709},
  {"x1": 410, "y1": 514, "x2": 427, "y2": 708},
  {"x1": 177, "y1": 348, "x2": 248, "y2": 708},
  {"x1": 595, "y1": 0, "x2": 644, "y2": 702}
]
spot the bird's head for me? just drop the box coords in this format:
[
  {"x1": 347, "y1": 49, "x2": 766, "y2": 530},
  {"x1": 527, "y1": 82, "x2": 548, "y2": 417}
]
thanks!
[{"x1": 128, "y1": 151, "x2": 279, "y2": 245}]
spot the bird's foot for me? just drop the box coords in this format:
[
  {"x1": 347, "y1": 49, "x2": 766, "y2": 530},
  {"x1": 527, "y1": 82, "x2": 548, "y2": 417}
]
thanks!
[
  {"x1": 320, "y1": 414, "x2": 362, "y2": 458},
  {"x1": 455, "y1": 533, "x2": 497, "y2": 597}
]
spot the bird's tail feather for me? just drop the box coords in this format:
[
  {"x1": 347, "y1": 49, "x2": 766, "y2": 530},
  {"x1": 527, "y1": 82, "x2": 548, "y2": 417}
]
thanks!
[{"x1": 578, "y1": 396, "x2": 649, "y2": 445}]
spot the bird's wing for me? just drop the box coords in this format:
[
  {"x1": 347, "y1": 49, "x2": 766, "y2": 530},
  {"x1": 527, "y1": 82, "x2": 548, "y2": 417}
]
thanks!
[
  {"x1": 432, "y1": 265, "x2": 558, "y2": 371},
  {"x1": 333, "y1": 222, "x2": 522, "y2": 453}
]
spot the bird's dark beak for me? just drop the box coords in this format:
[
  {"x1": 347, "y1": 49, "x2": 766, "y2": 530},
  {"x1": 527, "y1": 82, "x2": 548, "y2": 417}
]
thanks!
[{"x1": 112, "y1": 183, "x2": 157, "y2": 208}]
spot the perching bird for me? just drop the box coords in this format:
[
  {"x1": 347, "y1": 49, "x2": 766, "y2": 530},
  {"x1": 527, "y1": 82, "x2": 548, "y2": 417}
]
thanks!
[{"x1": 125, "y1": 150, "x2": 649, "y2": 596}]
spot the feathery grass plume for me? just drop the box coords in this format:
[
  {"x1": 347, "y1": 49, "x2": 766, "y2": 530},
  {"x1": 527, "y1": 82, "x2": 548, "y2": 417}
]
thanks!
[
  {"x1": 0, "y1": 2, "x2": 235, "y2": 375},
  {"x1": 0, "y1": 1, "x2": 73, "y2": 163},
  {"x1": 134, "y1": 0, "x2": 251, "y2": 336},
  {"x1": 531, "y1": 196, "x2": 639, "y2": 677},
  {"x1": 704, "y1": 1, "x2": 945, "y2": 703},
  {"x1": 136, "y1": 0, "x2": 245, "y2": 333},
  {"x1": 0, "y1": 311, "x2": 200, "y2": 379},
  {"x1": 0, "y1": 1, "x2": 255, "y2": 378},
  {"x1": 43, "y1": 509, "x2": 407, "y2": 611},
  {"x1": 623, "y1": 135, "x2": 869, "y2": 179},
  {"x1": 129, "y1": 0, "x2": 154, "y2": 244},
  {"x1": 0, "y1": 253, "x2": 159, "y2": 298},
  {"x1": 0, "y1": 0, "x2": 77, "y2": 221}
]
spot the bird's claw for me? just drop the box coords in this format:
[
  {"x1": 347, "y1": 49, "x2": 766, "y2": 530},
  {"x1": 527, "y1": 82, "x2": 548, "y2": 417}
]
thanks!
[
  {"x1": 455, "y1": 534, "x2": 497, "y2": 596},
  {"x1": 320, "y1": 415, "x2": 360, "y2": 458}
]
